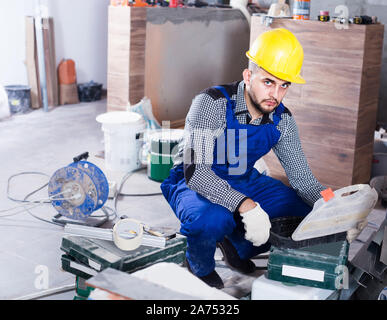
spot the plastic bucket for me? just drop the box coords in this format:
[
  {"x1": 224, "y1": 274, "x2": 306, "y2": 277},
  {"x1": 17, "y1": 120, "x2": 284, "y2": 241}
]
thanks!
[
  {"x1": 96, "y1": 111, "x2": 146, "y2": 172},
  {"x1": 4, "y1": 85, "x2": 31, "y2": 114},
  {"x1": 293, "y1": 0, "x2": 310, "y2": 20}
]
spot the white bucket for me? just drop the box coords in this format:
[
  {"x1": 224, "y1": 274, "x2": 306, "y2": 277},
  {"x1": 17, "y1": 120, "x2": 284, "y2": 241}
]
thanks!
[{"x1": 96, "y1": 111, "x2": 146, "y2": 172}]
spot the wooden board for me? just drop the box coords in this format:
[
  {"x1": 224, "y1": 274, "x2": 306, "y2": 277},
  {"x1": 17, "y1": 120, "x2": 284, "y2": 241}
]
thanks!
[
  {"x1": 42, "y1": 17, "x2": 58, "y2": 107},
  {"x1": 25, "y1": 16, "x2": 42, "y2": 109},
  {"x1": 251, "y1": 18, "x2": 384, "y2": 190},
  {"x1": 107, "y1": 6, "x2": 146, "y2": 111}
]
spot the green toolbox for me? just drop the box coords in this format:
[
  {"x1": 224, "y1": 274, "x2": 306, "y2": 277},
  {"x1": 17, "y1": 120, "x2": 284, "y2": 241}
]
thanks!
[
  {"x1": 61, "y1": 254, "x2": 97, "y2": 279},
  {"x1": 60, "y1": 234, "x2": 187, "y2": 279},
  {"x1": 76, "y1": 276, "x2": 95, "y2": 298},
  {"x1": 267, "y1": 240, "x2": 349, "y2": 290}
]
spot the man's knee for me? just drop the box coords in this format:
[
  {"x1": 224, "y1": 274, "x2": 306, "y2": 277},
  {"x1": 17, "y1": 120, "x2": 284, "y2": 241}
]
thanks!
[{"x1": 180, "y1": 205, "x2": 235, "y2": 240}]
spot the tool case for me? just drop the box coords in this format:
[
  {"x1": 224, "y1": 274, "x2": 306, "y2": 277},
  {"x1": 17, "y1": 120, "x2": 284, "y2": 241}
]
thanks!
[
  {"x1": 267, "y1": 240, "x2": 349, "y2": 290},
  {"x1": 60, "y1": 234, "x2": 187, "y2": 279},
  {"x1": 266, "y1": 216, "x2": 349, "y2": 290}
]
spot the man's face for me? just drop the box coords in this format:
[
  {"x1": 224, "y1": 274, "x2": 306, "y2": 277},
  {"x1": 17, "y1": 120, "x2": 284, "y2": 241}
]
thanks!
[{"x1": 243, "y1": 67, "x2": 291, "y2": 115}]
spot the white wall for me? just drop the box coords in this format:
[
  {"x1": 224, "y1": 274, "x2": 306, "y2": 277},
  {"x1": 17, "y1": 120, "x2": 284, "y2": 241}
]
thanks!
[
  {"x1": 0, "y1": 1, "x2": 35, "y2": 86},
  {"x1": 0, "y1": 0, "x2": 110, "y2": 88}
]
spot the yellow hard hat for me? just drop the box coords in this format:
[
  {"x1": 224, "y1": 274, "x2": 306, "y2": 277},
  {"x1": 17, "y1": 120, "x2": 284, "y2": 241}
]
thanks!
[{"x1": 246, "y1": 28, "x2": 306, "y2": 84}]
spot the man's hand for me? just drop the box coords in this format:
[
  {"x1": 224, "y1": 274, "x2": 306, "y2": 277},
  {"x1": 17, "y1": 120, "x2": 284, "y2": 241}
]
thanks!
[{"x1": 240, "y1": 200, "x2": 271, "y2": 247}]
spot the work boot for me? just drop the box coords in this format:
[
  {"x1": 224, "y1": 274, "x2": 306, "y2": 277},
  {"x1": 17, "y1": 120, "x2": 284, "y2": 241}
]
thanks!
[
  {"x1": 217, "y1": 237, "x2": 256, "y2": 274},
  {"x1": 185, "y1": 259, "x2": 224, "y2": 289}
]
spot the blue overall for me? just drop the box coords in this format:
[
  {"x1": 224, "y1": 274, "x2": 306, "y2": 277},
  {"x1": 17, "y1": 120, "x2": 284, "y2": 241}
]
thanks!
[{"x1": 161, "y1": 86, "x2": 312, "y2": 277}]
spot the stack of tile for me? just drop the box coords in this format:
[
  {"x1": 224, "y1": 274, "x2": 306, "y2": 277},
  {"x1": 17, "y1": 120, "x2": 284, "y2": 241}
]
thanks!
[{"x1": 59, "y1": 234, "x2": 187, "y2": 299}]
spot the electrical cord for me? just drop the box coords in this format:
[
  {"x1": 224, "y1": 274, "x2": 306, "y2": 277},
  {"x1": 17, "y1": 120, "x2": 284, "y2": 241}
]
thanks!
[
  {"x1": 113, "y1": 168, "x2": 162, "y2": 220},
  {"x1": 4, "y1": 166, "x2": 161, "y2": 226},
  {"x1": 5, "y1": 171, "x2": 117, "y2": 226},
  {"x1": 7, "y1": 172, "x2": 51, "y2": 203}
]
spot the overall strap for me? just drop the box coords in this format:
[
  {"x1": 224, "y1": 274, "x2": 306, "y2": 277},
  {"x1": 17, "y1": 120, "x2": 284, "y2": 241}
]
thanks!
[{"x1": 213, "y1": 86, "x2": 235, "y2": 109}]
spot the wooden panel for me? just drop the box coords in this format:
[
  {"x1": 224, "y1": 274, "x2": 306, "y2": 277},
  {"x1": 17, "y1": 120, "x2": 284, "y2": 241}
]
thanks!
[
  {"x1": 128, "y1": 74, "x2": 145, "y2": 105},
  {"x1": 128, "y1": 8, "x2": 146, "y2": 105},
  {"x1": 107, "y1": 6, "x2": 147, "y2": 109},
  {"x1": 353, "y1": 142, "x2": 374, "y2": 184},
  {"x1": 302, "y1": 141, "x2": 354, "y2": 187},
  {"x1": 355, "y1": 101, "x2": 378, "y2": 149},
  {"x1": 287, "y1": 99, "x2": 358, "y2": 150},
  {"x1": 300, "y1": 62, "x2": 362, "y2": 109},
  {"x1": 107, "y1": 6, "x2": 131, "y2": 110},
  {"x1": 25, "y1": 16, "x2": 42, "y2": 109},
  {"x1": 42, "y1": 18, "x2": 58, "y2": 107},
  {"x1": 107, "y1": 73, "x2": 128, "y2": 111},
  {"x1": 362, "y1": 24, "x2": 385, "y2": 68}
]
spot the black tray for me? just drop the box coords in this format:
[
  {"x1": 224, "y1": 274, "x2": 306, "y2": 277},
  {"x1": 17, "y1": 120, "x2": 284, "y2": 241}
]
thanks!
[{"x1": 269, "y1": 216, "x2": 347, "y2": 249}]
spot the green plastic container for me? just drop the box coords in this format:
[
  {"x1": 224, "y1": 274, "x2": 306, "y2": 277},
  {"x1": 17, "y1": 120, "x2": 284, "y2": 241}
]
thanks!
[
  {"x1": 267, "y1": 241, "x2": 349, "y2": 290},
  {"x1": 147, "y1": 129, "x2": 184, "y2": 182},
  {"x1": 60, "y1": 234, "x2": 187, "y2": 278},
  {"x1": 148, "y1": 153, "x2": 175, "y2": 182}
]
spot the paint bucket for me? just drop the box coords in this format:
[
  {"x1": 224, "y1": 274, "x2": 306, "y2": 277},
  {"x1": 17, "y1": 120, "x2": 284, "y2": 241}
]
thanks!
[
  {"x1": 147, "y1": 129, "x2": 185, "y2": 182},
  {"x1": 293, "y1": 0, "x2": 310, "y2": 20},
  {"x1": 4, "y1": 85, "x2": 31, "y2": 114},
  {"x1": 96, "y1": 111, "x2": 146, "y2": 172}
]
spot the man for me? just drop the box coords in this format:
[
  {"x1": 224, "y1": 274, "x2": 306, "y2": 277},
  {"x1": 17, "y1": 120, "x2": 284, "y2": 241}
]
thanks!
[{"x1": 160, "y1": 28, "x2": 339, "y2": 289}]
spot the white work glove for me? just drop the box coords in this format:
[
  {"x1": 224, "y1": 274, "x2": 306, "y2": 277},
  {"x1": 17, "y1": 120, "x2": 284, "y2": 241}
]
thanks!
[
  {"x1": 241, "y1": 202, "x2": 271, "y2": 247},
  {"x1": 346, "y1": 219, "x2": 368, "y2": 243}
]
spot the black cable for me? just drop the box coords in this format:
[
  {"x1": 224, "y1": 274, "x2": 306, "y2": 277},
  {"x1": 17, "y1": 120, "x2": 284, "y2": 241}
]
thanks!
[
  {"x1": 116, "y1": 168, "x2": 163, "y2": 197},
  {"x1": 7, "y1": 172, "x2": 51, "y2": 203}
]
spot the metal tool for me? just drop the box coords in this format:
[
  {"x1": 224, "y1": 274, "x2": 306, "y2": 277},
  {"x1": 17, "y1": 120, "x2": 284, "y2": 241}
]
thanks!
[
  {"x1": 292, "y1": 184, "x2": 378, "y2": 241},
  {"x1": 64, "y1": 220, "x2": 167, "y2": 249}
]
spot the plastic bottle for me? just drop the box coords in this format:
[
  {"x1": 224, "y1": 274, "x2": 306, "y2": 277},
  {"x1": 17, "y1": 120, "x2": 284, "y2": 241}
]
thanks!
[{"x1": 293, "y1": 0, "x2": 310, "y2": 20}]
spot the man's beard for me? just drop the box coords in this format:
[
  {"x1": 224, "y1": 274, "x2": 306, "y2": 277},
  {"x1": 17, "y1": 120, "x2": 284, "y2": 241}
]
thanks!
[{"x1": 247, "y1": 90, "x2": 279, "y2": 115}]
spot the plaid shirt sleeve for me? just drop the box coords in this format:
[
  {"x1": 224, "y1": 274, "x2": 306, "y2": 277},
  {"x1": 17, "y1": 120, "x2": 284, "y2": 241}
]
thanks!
[
  {"x1": 179, "y1": 93, "x2": 249, "y2": 213},
  {"x1": 272, "y1": 113, "x2": 326, "y2": 205}
]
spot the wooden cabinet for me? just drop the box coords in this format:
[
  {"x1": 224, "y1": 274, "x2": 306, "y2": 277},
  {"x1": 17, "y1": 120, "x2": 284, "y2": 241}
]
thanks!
[{"x1": 250, "y1": 17, "x2": 384, "y2": 190}]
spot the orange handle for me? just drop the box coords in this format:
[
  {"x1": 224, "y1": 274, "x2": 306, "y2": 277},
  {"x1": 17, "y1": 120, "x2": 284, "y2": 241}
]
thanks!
[{"x1": 320, "y1": 188, "x2": 335, "y2": 202}]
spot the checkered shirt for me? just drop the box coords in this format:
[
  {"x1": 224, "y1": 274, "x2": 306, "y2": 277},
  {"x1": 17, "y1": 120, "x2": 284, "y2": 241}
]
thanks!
[{"x1": 173, "y1": 80, "x2": 325, "y2": 212}]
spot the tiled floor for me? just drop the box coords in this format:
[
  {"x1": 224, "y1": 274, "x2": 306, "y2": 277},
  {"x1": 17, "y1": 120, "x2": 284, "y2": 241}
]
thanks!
[{"x1": 0, "y1": 99, "x2": 385, "y2": 300}]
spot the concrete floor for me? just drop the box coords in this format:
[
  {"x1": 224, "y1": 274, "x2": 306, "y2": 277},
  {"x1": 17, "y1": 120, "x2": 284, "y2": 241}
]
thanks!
[{"x1": 0, "y1": 99, "x2": 385, "y2": 300}]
